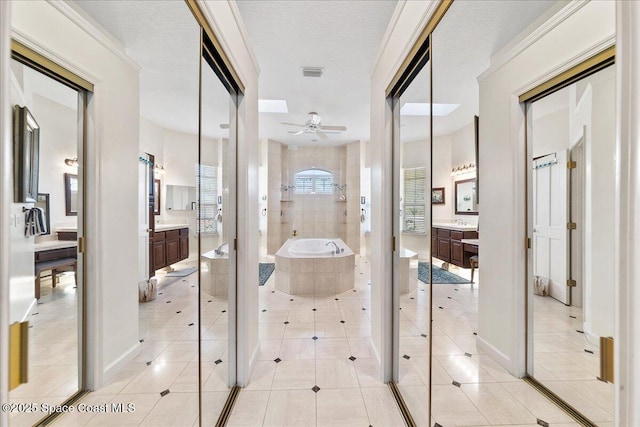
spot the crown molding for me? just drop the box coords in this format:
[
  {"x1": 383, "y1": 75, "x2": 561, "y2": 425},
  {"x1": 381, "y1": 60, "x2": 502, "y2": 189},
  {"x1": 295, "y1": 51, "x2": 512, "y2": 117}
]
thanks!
[
  {"x1": 478, "y1": 0, "x2": 588, "y2": 83},
  {"x1": 47, "y1": 0, "x2": 141, "y2": 73}
]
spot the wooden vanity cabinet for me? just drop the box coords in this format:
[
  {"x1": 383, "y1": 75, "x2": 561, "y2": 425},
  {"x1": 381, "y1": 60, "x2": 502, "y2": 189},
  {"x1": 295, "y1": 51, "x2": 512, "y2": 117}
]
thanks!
[
  {"x1": 153, "y1": 227, "x2": 189, "y2": 271},
  {"x1": 180, "y1": 228, "x2": 189, "y2": 259},
  {"x1": 432, "y1": 227, "x2": 478, "y2": 268},
  {"x1": 165, "y1": 230, "x2": 180, "y2": 265},
  {"x1": 153, "y1": 231, "x2": 166, "y2": 270}
]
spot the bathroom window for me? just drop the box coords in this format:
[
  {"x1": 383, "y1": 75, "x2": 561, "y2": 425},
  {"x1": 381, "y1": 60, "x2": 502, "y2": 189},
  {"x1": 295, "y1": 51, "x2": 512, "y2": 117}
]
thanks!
[
  {"x1": 403, "y1": 167, "x2": 426, "y2": 233},
  {"x1": 196, "y1": 164, "x2": 217, "y2": 234},
  {"x1": 294, "y1": 169, "x2": 334, "y2": 194}
]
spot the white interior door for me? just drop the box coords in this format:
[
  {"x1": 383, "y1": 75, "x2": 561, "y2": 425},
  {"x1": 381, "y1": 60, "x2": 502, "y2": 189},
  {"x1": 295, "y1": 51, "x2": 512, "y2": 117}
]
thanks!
[
  {"x1": 533, "y1": 150, "x2": 569, "y2": 304},
  {"x1": 138, "y1": 155, "x2": 150, "y2": 283}
]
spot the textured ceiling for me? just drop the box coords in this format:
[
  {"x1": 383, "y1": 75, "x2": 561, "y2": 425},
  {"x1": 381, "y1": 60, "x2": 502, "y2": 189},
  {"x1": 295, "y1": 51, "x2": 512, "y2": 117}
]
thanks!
[
  {"x1": 236, "y1": 0, "x2": 398, "y2": 146},
  {"x1": 72, "y1": 0, "x2": 562, "y2": 144}
]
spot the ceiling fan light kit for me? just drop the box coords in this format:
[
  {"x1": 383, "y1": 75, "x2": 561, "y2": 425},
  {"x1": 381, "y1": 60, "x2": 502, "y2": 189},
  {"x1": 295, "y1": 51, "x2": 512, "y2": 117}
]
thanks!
[{"x1": 281, "y1": 112, "x2": 347, "y2": 141}]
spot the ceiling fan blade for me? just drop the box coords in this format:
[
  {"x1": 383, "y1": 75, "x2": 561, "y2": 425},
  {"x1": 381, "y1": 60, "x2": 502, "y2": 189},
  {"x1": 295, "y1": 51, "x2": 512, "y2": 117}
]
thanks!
[
  {"x1": 320, "y1": 125, "x2": 347, "y2": 131},
  {"x1": 220, "y1": 124, "x2": 229, "y2": 129},
  {"x1": 316, "y1": 130, "x2": 329, "y2": 140},
  {"x1": 288, "y1": 130, "x2": 306, "y2": 136},
  {"x1": 281, "y1": 122, "x2": 306, "y2": 127}
]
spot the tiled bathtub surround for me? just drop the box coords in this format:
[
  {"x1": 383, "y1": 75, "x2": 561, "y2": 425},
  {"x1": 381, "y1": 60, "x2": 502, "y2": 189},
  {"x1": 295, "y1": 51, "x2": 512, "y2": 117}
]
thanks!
[{"x1": 275, "y1": 239, "x2": 355, "y2": 295}]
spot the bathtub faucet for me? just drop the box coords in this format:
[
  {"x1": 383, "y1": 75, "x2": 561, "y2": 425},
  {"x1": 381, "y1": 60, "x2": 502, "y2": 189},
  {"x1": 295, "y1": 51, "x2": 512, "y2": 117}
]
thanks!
[
  {"x1": 326, "y1": 241, "x2": 340, "y2": 255},
  {"x1": 215, "y1": 242, "x2": 227, "y2": 256}
]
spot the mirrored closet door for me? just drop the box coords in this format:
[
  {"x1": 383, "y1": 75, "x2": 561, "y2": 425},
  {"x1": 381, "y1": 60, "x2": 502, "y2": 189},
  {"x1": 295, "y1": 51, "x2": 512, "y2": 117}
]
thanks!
[
  {"x1": 526, "y1": 60, "x2": 616, "y2": 426},
  {"x1": 198, "y1": 28, "x2": 239, "y2": 424},
  {"x1": 390, "y1": 37, "x2": 433, "y2": 426},
  {"x1": 8, "y1": 50, "x2": 87, "y2": 426}
]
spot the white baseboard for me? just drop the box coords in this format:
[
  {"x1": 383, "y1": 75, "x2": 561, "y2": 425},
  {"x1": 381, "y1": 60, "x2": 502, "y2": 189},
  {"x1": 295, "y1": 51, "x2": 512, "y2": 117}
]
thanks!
[
  {"x1": 476, "y1": 335, "x2": 513, "y2": 374},
  {"x1": 243, "y1": 343, "x2": 260, "y2": 387},
  {"x1": 367, "y1": 338, "x2": 384, "y2": 381},
  {"x1": 103, "y1": 342, "x2": 141, "y2": 384}
]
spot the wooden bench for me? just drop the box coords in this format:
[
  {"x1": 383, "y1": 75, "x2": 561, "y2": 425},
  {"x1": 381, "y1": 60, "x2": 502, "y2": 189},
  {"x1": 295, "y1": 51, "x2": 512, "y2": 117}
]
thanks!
[{"x1": 35, "y1": 258, "x2": 77, "y2": 299}]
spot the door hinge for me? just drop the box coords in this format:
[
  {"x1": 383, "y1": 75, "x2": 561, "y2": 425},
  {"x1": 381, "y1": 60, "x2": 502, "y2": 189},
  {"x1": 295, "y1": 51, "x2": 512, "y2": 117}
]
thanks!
[
  {"x1": 567, "y1": 161, "x2": 577, "y2": 169},
  {"x1": 392, "y1": 236, "x2": 396, "y2": 252},
  {"x1": 567, "y1": 279, "x2": 577, "y2": 287},
  {"x1": 527, "y1": 237, "x2": 531, "y2": 249},
  {"x1": 233, "y1": 238, "x2": 237, "y2": 251},
  {"x1": 78, "y1": 236, "x2": 86, "y2": 254},
  {"x1": 567, "y1": 222, "x2": 577, "y2": 230}
]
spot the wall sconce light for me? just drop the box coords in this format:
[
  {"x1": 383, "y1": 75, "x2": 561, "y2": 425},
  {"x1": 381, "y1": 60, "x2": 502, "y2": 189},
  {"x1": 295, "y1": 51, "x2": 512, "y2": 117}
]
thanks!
[
  {"x1": 64, "y1": 157, "x2": 78, "y2": 167},
  {"x1": 154, "y1": 165, "x2": 165, "y2": 175},
  {"x1": 450, "y1": 163, "x2": 476, "y2": 176}
]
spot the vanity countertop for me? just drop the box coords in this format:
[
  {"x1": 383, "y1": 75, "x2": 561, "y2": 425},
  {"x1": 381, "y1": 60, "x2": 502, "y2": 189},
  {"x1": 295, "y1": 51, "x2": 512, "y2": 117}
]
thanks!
[
  {"x1": 56, "y1": 227, "x2": 77, "y2": 232},
  {"x1": 432, "y1": 222, "x2": 478, "y2": 232},
  {"x1": 35, "y1": 240, "x2": 78, "y2": 252},
  {"x1": 155, "y1": 224, "x2": 189, "y2": 232}
]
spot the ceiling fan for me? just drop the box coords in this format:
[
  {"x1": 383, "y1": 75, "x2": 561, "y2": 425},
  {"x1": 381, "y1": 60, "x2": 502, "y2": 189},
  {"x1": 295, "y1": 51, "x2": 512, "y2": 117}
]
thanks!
[{"x1": 282, "y1": 112, "x2": 347, "y2": 140}]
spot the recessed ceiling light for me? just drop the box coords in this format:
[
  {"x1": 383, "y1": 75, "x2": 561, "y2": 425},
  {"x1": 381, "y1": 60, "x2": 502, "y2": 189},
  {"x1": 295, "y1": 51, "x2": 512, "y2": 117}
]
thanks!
[
  {"x1": 259, "y1": 99, "x2": 288, "y2": 113},
  {"x1": 400, "y1": 103, "x2": 460, "y2": 116}
]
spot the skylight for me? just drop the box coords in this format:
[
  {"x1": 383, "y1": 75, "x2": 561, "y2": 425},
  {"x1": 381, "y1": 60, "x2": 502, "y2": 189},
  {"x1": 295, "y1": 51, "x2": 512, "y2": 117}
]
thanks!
[
  {"x1": 259, "y1": 99, "x2": 288, "y2": 113},
  {"x1": 400, "y1": 103, "x2": 460, "y2": 116}
]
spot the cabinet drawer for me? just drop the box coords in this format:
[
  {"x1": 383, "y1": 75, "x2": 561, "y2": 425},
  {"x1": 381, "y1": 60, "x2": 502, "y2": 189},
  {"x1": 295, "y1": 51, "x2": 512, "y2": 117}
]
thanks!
[
  {"x1": 179, "y1": 228, "x2": 189, "y2": 237},
  {"x1": 166, "y1": 230, "x2": 179, "y2": 240},
  {"x1": 154, "y1": 231, "x2": 165, "y2": 241},
  {"x1": 437, "y1": 228, "x2": 450, "y2": 238},
  {"x1": 451, "y1": 231, "x2": 464, "y2": 240},
  {"x1": 463, "y1": 230, "x2": 478, "y2": 239}
]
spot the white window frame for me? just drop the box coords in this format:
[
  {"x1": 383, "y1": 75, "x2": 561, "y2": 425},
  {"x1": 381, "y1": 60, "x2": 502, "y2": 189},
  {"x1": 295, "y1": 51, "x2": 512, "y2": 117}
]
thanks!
[
  {"x1": 294, "y1": 169, "x2": 334, "y2": 195},
  {"x1": 402, "y1": 166, "x2": 426, "y2": 233}
]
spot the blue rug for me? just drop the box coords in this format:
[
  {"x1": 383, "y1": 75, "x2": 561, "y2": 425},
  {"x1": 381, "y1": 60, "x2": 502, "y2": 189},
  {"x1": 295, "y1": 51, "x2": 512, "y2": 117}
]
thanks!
[
  {"x1": 259, "y1": 263, "x2": 275, "y2": 286},
  {"x1": 418, "y1": 262, "x2": 471, "y2": 284}
]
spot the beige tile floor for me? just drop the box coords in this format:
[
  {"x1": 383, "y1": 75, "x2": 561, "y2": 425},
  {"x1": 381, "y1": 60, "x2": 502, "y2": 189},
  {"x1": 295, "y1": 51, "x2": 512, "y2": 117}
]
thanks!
[
  {"x1": 49, "y1": 256, "x2": 613, "y2": 427},
  {"x1": 397, "y1": 260, "x2": 587, "y2": 427},
  {"x1": 532, "y1": 295, "x2": 614, "y2": 424},
  {"x1": 50, "y1": 260, "x2": 230, "y2": 427},
  {"x1": 226, "y1": 256, "x2": 405, "y2": 427},
  {"x1": 9, "y1": 272, "x2": 81, "y2": 427}
]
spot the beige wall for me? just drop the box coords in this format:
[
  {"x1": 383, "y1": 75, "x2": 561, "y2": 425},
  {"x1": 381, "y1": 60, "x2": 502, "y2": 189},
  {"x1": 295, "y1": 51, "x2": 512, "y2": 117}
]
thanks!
[{"x1": 267, "y1": 142, "x2": 361, "y2": 254}]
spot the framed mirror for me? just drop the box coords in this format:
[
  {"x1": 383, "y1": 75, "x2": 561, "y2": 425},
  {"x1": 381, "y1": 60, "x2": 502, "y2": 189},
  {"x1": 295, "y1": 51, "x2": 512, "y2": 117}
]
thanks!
[
  {"x1": 64, "y1": 173, "x2": 78, "y2": 216},
  {"x1": 13, "y1": 105, "x2": 40, "y2": 203},
  {"x1": 36, "y1": 193, "x2": 51, "y2": 235},
  {"x1": 154, "y1": 179, "x2": 161, "y2": 215},
  {"x1": 455, "y1": 178, "x2": 478, "y2": 215}
]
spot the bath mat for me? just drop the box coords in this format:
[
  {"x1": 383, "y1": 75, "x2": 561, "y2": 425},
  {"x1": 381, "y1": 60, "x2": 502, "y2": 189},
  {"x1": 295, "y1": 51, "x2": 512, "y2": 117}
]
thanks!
[
  {"x1": 418, "y1": 262, "x2": 471, "y2": 284},
  {"x1": 166, "y1": 267, "x2": 198, "y2": 277},
  {"x1": 259, "y1": 263, "x2": 275, "y2": 286}
]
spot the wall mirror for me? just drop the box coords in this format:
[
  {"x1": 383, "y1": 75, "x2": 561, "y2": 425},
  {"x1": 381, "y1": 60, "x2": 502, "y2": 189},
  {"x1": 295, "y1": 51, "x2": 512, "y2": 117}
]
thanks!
[
  {"x1": 36, "y1": 193, "x2": 51, "y2": 234},
  {"x1": 153, "y1": 179, "x2": 161, "y2": 215},
  {"x1": 166, "y1": 184, "x2": 196, "y2": 210},
  {"x1": 455, "y1": 178, "x2": 478, "y2": 215},
  {"x1": 64, "y1": 172, "x2": 78, "y2": 216},
  {"x1": 13, "y1": 105, "x2": 40, "y2": 203}
]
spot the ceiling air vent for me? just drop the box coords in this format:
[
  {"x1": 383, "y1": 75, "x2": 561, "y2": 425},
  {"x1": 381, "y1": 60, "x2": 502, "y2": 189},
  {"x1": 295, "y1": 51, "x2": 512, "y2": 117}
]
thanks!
[{"x1": 302, "y1": 67, "x2": 324, "y2": 78}]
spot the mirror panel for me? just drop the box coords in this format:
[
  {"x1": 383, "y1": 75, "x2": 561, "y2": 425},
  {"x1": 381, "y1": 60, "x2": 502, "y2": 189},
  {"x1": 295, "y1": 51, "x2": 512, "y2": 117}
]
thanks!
[
  {"x1": 528, "y1": 64, "x2": 616, "y2": 423},
  {"x1": 166, "y1": 184, "x2": 196, "y2": 211},
  {"x1": 199, "y1": 31, "x2": 238, "y2": 424},
  {"x1": 64, "y1": 172, "x2": 78, "y2": 216},
  {"x1": 454, "y1": 178, "x2": 477, "y2": 215},
  {"x1": 9, "y1": 57, "x2": 82, "y2": 426},
  {"x1": 393, "y1": 51, "x2": 432, "y2": 426}
]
